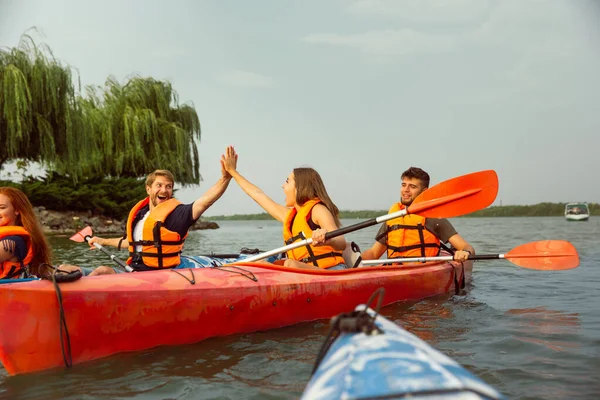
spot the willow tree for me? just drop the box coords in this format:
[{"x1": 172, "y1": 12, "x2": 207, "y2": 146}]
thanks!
[
  {"x1": 0, "y1": 33, "x2": 83, "y2": 171},
  {"x1": 1, "y1": 32, "x2": 202, "y2": 184},
  {"x1": 63, "y1": 75, "x2": 202, "y2": 184}
]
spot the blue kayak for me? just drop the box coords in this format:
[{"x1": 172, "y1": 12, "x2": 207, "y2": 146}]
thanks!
[{"x1": 302, "y1": 304, "x2": 505, "y2": 400}]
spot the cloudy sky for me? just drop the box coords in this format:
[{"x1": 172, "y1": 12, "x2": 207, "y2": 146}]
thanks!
[{"x1": 1, "y1": 0, "x2": 599, "y2": 216}]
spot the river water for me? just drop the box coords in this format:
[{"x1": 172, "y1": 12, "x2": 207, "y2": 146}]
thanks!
[{"x1": 1, "y1": 217, "x2": 599, "y2": 399}]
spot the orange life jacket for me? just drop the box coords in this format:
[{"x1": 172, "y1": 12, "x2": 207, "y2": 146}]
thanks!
[
  {"x1": 377, "y1": 203, "x2": 441, "y2": 259},
  {"x1": 282, "y1": 199, "x2": 345, "y2": 269},
  {"x1": 0, "y1": 226, "x2": 34, "y2": 279},
  {"x1": 126, "y1": 198, "x2": 187, "y2": 269}
]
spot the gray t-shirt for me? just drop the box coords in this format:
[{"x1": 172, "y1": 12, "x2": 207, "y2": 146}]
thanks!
[{"x1": 375, "y1": 218, "x2": 457, "y2": 245}]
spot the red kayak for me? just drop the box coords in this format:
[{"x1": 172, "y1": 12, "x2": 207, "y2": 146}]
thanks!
[{"x1": 0, "y1": 260, "x2": 471, "y2": 376}]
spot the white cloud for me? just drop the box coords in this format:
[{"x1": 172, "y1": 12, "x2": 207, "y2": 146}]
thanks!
[
  {"x1": 217, "y1": 70, "x2": 275, "y2": 88},
  {"x1": 346, "y1": 0, "x2": 491, "y2": 22},
  {"x1": 302, "y1": 29, "x2": 456, "y2": 56}
]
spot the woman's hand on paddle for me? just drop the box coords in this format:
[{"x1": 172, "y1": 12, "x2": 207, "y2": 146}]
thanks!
[
  {"x1": 311, "y1": 228, "x2": 328, "y2": 246},
  {"x1": 221, "y1": 145, "x2": 238, "y2": 177}
]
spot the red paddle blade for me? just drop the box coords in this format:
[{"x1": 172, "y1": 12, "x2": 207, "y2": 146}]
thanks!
[
  {"x1": 408, "y1": 170, "x2": 499, "y2": 218},
  {"x1": 69, "y1": 226, "x2": 93, "y2": 243},
  {"x1": 505, "y1": 240, "x2": 579, "y2": 270}
]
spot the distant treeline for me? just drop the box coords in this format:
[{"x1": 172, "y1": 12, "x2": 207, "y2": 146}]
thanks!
[
  {"x1": 464, "y1": 202, "x2": 597, "y2": 217},
  {"x1": 207, "y1": 203, "x2": 596, "y2": 220}
]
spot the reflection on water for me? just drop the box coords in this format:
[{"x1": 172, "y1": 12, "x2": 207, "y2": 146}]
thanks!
[
  {"x1": 508, "y1": 307, "x2": 581, "y2": 352},
  {"x1": 503, "y1": 307, "x2": 589, "y2": 399},
  {"x1": 507, "y1": 307, "x2": 580, "y2": 333},
  {"x1": 381, "y1": 293, "x2": 458, "y2": 343}
]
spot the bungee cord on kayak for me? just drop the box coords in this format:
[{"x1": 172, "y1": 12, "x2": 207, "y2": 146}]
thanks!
[
  {"x1": 311, "y1": 287, "x2": 386, "y2": 376},
  {"x1": 38, "y1": 263, "x2": 84, "y2": 370}
]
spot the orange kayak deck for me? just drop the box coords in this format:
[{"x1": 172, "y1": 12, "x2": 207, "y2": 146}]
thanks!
[{"x1": 0, "y1": 260, "x2": 471, "y2": 375}]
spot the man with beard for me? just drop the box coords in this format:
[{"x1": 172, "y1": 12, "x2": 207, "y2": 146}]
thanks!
[
  {"x1": 361, "y1": 167, "x2": 474, "y2": 263},
  {"x1": 60, "y1": 149, "x2": 236, "y2": 275}
]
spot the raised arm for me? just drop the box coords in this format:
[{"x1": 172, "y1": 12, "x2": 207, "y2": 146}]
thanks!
[
  {"x1": 191, "y1": 153, "x2": 234, "y2": 220},
  {"x1": 221, "y1": 146, "x2": 289, "y2": 222}
]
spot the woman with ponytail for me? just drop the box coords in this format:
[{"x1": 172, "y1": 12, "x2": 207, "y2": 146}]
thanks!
[{"x1": 222, "y1": 146, "x2": 347, "y2": 270}]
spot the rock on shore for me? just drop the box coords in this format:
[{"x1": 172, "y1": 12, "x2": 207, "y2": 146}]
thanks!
[{"x1": 34, "y1": 206, "x2": 219, "y2": 235}]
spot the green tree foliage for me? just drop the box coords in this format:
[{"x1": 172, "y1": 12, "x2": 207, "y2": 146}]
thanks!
[
  {"x1": 0, "y1": 31, "x2": 201, "y2": 184},
  {"x1": 0, "y1": 174, "x2": 148, "y2": 220},
  {"x1": 465, "y1": 203, "x2": 599, "y2": 217},
  {"x1": 67, "y1": 76, "x2": 201, "y2": 183},
  {"x1": 0, "y1": 33, "x2": 78, "y2": 169},
  {"x1": 208, "y1": 213, "x2": 276, "y2": 221}
]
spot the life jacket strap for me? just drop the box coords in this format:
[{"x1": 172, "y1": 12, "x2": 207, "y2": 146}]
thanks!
[
  {"x1": 387, "y1": 243, "x2": 440, "y2": 253},
  {"x1": 300, "y1": 252, "x2": 344, "y2": 265},
  {"x1": 2, "y1": 265, "x2": 25, "y2": 279}
]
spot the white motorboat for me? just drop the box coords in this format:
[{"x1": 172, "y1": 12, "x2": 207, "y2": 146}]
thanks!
[{"x1": 565, "y1": 202, "x2": 590, "y2": 221}]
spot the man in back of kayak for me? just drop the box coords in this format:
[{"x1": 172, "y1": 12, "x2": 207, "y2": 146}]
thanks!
[
  {"x1": 361, "y1": 167, "x2": 474, "y2": 263},
  {"x1": 59, "y1": 148, "x2": 236, "y2": 275}
]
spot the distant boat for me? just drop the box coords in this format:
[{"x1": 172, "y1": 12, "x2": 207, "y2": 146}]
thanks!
[{"x1": 565, "y1": 202, "x2": 590, "y2": 221}]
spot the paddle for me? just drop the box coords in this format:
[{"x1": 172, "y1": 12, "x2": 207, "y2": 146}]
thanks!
[
  {"x1": 238, "y1": 170, "x2": 499, "y2": 263},
  {"x1": 361, "y1": 240, "x2": 579, "y2": 270},
  {"x1": 69, "y1": 226, "x2": 133, "y2": 272}
]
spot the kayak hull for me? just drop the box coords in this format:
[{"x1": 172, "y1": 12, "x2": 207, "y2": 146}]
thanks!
[
  {"x1": 301, "y1": 305, "x2": 504, "y2": 399},
  {"x1": 0, "y1": 260, "x2": 471, "y2": 375}
]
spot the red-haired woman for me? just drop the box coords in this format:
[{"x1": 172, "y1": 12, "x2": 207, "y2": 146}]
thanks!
[{"x1": 0, "y1": 187, "x2": 52, "y2": 279}]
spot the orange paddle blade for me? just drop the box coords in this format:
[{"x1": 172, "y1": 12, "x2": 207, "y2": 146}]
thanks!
[
  {"x1": 505, "y1": 240, "x2": 579, "y2": 270},
  {"x1": 69, "y1": 226, "x2": 93, "y2": 243},
  {"x1": 408, "y1": 170, "x2": 499, "y2": 218}
]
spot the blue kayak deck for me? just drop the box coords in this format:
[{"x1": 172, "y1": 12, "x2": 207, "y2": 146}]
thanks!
[{"x1": 302, "y1": 306, "x2": 505, "y2": 400}]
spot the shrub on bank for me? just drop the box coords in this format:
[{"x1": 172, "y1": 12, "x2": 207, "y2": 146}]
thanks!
[{"x1": 0, "y1": 173, "x2": 147, "y2": 220}]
